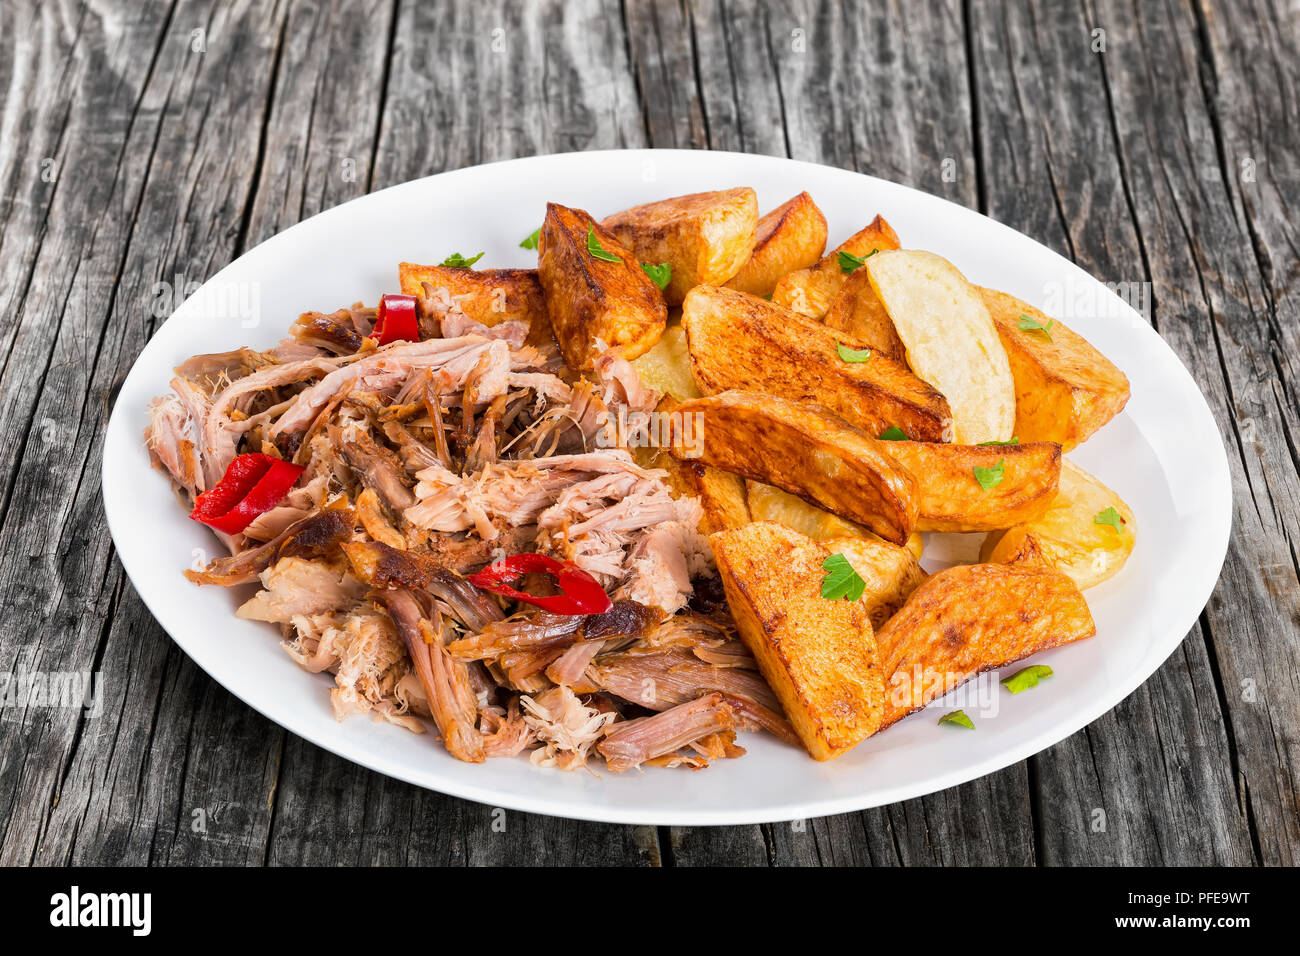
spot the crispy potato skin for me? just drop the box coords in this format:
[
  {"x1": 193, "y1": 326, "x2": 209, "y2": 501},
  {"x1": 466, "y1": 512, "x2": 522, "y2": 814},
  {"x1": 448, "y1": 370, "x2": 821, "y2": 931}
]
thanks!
[
  {"x1": 747, "y1": 481, "x2": 924, "y2": 558},
  {"x1": 630, "y1": 322, "x2": 701, "y2": 400},
  {"x1": 823, "y1": 268, "x2": 907, "y2": 361},
  {"x1": 866, "y1": 250, "x2": 1016, "y2": 444},
  {"x1": 876, "y1": 562, "x2": 1095, "y2": 728},
  {"x1": 671, "y1": 390, "x2": 919, "y2": 545},
  {"x1": 537, "y1": 202, "x2": 667, "y2": 371},
  {"x1": 883, "y1": 440, "x2": 1062, "y2": 532},
  {"x1": 711, "y1": 523, "x2": 884, "y2": 760},
  {"x1": 634, "y1": 397, "x2": 750, "y2": 535},
  {"x1": 724, "y1": 191, "x2": 828, "y2": 297},
  {"x1": 980, "y1": 287, "x2": 1131, "y2": 450},
  {"x1": 681, "y1": 285, "x2": 951, "y2": 442},
  {"x1": 770, "y1": 214, "x2": 901, "y2": 319},
  {"x1": 398, "y1": 263, "x2": 555, "y2": 348},
  {"x1": 600, "y1": 188, "x2": 758, "y2": 305},
  {"x1": 981, "y1": 459, "x2": 1136, "y2": 588},
  {"x1": 824, "y1": 535, "x2": 927, "y2": 629}
]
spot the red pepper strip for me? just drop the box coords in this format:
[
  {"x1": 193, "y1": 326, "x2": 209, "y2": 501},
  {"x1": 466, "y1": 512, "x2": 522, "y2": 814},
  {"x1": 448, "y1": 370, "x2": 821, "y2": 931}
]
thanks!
[
  {"x1": 468, "y1": 553, "x2": 613, "y2": 615},
  {"x1": 372, "y1": 293, "x2": 419, "y2": 346},
  {"x1": 189, "y1": 453, "x2": 305, "y2": 535}
]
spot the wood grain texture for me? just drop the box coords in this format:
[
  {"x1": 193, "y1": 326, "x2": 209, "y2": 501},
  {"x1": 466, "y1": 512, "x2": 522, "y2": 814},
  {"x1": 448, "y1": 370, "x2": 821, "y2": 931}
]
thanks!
[{"x1": 0, "y1": 0, "x2": 1294, "y2": 867}]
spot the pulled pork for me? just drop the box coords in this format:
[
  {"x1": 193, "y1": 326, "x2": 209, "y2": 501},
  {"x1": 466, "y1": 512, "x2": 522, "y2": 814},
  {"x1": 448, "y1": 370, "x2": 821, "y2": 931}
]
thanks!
[{"x1": 146, "y1": 290, "x2": 789, "y2": 773}]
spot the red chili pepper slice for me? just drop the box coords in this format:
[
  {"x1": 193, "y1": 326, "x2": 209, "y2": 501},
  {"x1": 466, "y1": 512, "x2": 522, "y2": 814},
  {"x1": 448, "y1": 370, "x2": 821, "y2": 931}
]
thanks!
[
  {"x1": 468, "y1": 553, "x2": 613, "y2": 615},
  {"x1": 372, "y1": 293, "x2": 419, "y2": 346},
  {"x1": 189, "y1": 453, "x2": 305, "y2": 535}
]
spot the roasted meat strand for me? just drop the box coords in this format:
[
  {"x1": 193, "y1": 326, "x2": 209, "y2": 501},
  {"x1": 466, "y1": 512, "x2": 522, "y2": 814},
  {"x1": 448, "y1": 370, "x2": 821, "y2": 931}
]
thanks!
[
  {"x1": 598, "y1": 693, "x2": 739, "y2": 772},
  {"x1": 186, "y1": 500, "x2": 355, "y2": 586}
]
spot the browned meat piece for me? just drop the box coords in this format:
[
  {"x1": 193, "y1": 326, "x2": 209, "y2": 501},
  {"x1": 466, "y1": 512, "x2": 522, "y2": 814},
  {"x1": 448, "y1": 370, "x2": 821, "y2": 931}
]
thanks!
[
  {"x1": 339, "y1": 540, "x2": 504, "y2": 630},
  {"x1": 185, "y1": 500, "x2": 355, "y2": 586},
  {"x1": 598, "y1": 693, "x2": 738, "y2": 772},
  {"x1": 330, "y1": 425, "x2": 416, "y2": 512},
  {"x1": 291, "y1": 310, "x2": 365, "y2": 355}
]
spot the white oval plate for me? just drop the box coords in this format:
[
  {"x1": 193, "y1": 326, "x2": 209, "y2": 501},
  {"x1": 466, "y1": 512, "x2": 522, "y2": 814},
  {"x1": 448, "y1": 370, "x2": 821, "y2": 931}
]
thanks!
[{"x1": 102, "y1": 149, "x2": 1231, "y2": 825}]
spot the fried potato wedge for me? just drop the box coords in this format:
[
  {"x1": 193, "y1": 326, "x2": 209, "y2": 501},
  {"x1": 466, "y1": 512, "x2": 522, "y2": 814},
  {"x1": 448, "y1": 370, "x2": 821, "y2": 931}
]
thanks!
[
  {"x1": 681, "y1": 285, "x2": 952, "y2": 442},
  {"x1": 600, "y1": 187, "x2": 758, "y2": 305},
  {"x1": 711, "y1": 523, "x2": 884, "y2": 759},
  {"x1": 980, "y1": 287, "x2": 1131, "y2": 450},
  {"x1": 822, "y1": 268, "x2": 906, "y2": 362},
  {"x1": 882, "y1": 440, "x2": 1061, "y2": 532},
  {"x1": 981, "y1": 459, "x2": 1136, "y2": 589},
  {"x1": 824, "y1": 535, "x2": 927, "y2": 629},
  {"x1": 866, "y1": 250, "x2": 1015, "y2": 444},
  {"x1": 399, "y1": 263, "x2": 544, "y2": 328},
  {"x1": 876, "y1": 562, "x2": 1095, "y2": 728},
  {"x1": 746, "y1": 480, "x2": 924, "y2": 559},
  {"x1": 723, "y1": 191, "x2": 827, "y2": 297},
  {"x1": 630, "y1": 322, "x2": 700, "y2": 400},
  {"x1": 770, "y1": 214, "x2": 901, "y2": 319},
  {"x1": 634, "y1": 398, "x2": 750, "y2": 535},
  {"x1": 671, "y1": 391, "x2": 919, "y2": 545},
  {"x1": 537, "y1": 202, "x2": 667, "y2": 371}
]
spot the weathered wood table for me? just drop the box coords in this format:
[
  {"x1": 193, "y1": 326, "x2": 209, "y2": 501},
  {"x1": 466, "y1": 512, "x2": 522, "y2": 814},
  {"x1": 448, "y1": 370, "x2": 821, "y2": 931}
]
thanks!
[{"x1": 1, "y1": 0, "x2": 1295, "y2": 866}]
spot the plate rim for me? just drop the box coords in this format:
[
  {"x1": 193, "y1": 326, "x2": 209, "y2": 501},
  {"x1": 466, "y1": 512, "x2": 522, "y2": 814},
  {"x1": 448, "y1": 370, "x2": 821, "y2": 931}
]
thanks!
[{"x1": 101, "y1": 147, "x2": 1234, "y2": 826}]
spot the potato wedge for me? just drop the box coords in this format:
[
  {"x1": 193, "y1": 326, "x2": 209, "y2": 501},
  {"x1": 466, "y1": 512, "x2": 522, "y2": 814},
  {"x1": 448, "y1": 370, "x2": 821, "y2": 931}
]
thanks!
[
  {"x1": 724, "y1": 191, "x2": 827, "y2": 297},
  {"x1": 634, "y1": 398, "x2": 750, "y2": 535},
  {"x1": 770, "y1": 214, "x2": 901, "y2": 318},
  {"x1": 822, "y1": 267, "x2": 906, "y2": 362},
  {"x1": 823, "y1": 535, "x2": 927, "y2": 628},
  {"x1": 866, "y1": 250, "x2": 1015, "y2": 444},
  {"x1": 671, "y1": 391, "x2": 919, "y2": 545},
  {"x1": 537, "y1": 203, "x2": 667, "y2": 371},
  {"x1": 876, "y1": 562, "x2": 1095, "y2": 728},
  {"x1": 682, "y1": 285, "x2": 952, "y2": 442},
  {"x1": 600, "y1": 188, "x2": 758, "y2": 305},
  {"x1": 630, "y1": 322, "x2": 700, "y2": 400},
  {"x1": 883, "y1": 440, "x2": 1061, "y2": 532},
  {"x1": 398, "y1": 263, "x2": 556, "y2": 349},
  {"x1": 711, "y1": 522, "x2": 884, "y2": 760},
  {"x1": 981, "y1": 459, "x2": 1136, "y2": 588},
  {"x1": 980, "y1": 287, "x2": 1131, "y2": 449},
  {"x1": 746, "y1": 480, "x2": 924, "y2": 560}
]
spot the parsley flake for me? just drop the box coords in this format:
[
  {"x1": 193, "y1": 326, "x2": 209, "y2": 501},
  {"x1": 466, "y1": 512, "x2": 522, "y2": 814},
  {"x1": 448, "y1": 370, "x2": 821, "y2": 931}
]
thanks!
[
  {"x1": 641, "y1": 262, "x2": 671, "y2": 290},
  {"x1": 1017, "y1": 312, "x2": 1054, "y2": 341},
  {"x1": 879, "y1": 426, "x2": 909, "y2": 441},
  {"x1": 973, "y1": 458, "x2": 1006, "y2": 490},
  {"x1": 1094, "y1": 506, "x2": 1124, "y2": 530},
  {"x1": 820, "y1": 553, "x2": 866, "y2": 601},
  {"x1": 1001, "y1": 664, "x2": 1054, "y2": 694},
  {"x1": 938, "y1": 710, "x2": 975, "y2": 730},
  {"x1": 587, "y1": 226, "x2": 621, "y2": 262},
  {"x1": 837, "y1": 343, "x2": 873, "y2": 363},
  {"x1": 439, "y1": 251, "x2": 484, "y2": 268},
  {"x1": 838, "y1": 249, "x2": 877, "y2": 274},
  {"x1": 519, "y1": 228, "x2": 541, "y2": 250}
]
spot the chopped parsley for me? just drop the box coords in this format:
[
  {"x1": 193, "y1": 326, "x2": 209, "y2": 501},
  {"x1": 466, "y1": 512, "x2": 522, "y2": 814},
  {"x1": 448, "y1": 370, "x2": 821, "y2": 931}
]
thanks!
[
  {"x1": 1001, "y1": 664, "x2": 1054, "y2": 694},
  {"x1": 587, "y1": 226, "x2": 621, "y2": 262},
  {"x1": 641, "y1": 262, "x2": 672, "y2": 290},
  {"x1": 836, "y1": 343, "x2": 873, "y2": 363},
  {"x1": 1017, "y1": 312, "x2": 1054, "y2": 341},
  {"x1": 878, "y1": 426, "x2": 909, "y2": 441},
  {"x1": 938, "y1": 710, "x2": 975, "y2": 729},
  {"x1": 837, "y1": 248, "x2": 877, "y2": 274},
  {"x1": 973, "y1": 458, "x2": 1006, "y2": 490},
  {"x1": 978, "y1": 437, "x2": 1020, "y2": 446},
  {"x1": 519, "y1": 227, "x2": 541, "y2": 250},
  {"x1": 1094, "y1": 506, "x2": 1124, "y2": 530},
  {"x1": 820, "y1": 553, "x2": 866, "y2": 601},
  {"x1": 439, "y1": 251, "x2": 484, "y2": 268}
]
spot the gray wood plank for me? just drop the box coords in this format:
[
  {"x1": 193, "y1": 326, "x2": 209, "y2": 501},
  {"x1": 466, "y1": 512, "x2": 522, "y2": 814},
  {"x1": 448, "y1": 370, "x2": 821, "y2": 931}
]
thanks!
[{"x1": 964, "y1": 0, "x2": 1257, "y2": 865}]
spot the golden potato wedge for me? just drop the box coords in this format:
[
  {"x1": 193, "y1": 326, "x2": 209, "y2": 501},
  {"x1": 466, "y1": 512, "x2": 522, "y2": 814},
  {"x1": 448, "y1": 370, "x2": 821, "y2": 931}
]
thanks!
[
  {"x1": 981, "y1": 459, "x2": 1136, "y2": 589},
  {"x1": 634, "y1": 398, "x2": 750, "y2": 535},
  {"x1": 746, "y1": 481, "x2": 924, "y2": 560},
  {"x1": 823, "y1": 535, "x2": 927, "y2": 628},
  {"x1": 866, "y1": 250, "x2": 1016, "y2": 444},
  {"x1": 883, "y1": 440, "x2": 1061, "y2": 532},
  {"x1": 681, "y1": 285, "x2": 952, "y2": 442},
  {"x1": 600, "y1": 188, "x2": 758, "y2": 305},
  {"x1": 676, "y1": 390, "x2": 920, "y2": 546},
  {"x1": 398, "y1": 262, "x2": 556, "y2": 349},
  {"x1": 980, "y1": 287, "x2": 1131, "y2": 450},
  {"x1": 875, "y1": 562, "x2": 1095, "y2": 728},
  {"x1": 671, "y1": 390, "x2": 919, "y2": 545},
  {"x1": 537, "y1": 203, "x2": 667, "y2": 371},
  {"x1": 770, "y1": 214, "x2": 901, "y2": 319},
  {"x1": 822, "y1": 267, "x2": 906, "y2": 362},
  {"x1": 630, "y1": 322, "x2": 700, "y2": 400},
  {"x1": 723, "y1": 191, "x2": 827, "y2": 297},
  {"x1": 711, "y1": 522, "x2": 884, "y2": 760}
]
